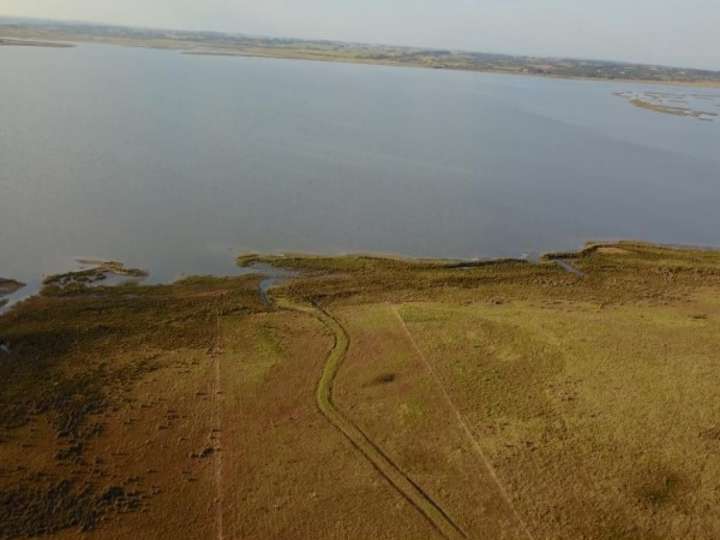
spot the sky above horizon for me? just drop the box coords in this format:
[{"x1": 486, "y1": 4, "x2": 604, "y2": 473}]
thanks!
[{"x1": 2, "y1": 0, "x2": 718, "y2": 70}]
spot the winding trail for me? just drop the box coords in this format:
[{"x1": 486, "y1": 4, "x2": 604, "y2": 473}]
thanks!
[{"x1": 275, "y1": 297, "x2": 467, "y2": 540}]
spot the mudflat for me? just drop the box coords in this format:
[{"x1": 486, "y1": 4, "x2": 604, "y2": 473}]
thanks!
[{"x1": 2, "y1": 242, "x2": 720, "y2": 538}]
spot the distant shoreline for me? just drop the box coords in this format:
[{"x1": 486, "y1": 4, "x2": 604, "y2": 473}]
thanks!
[
  {"x1": 182, "y1": 50, "x2": 720, "y2": 89},
  {"x1": 2, "y1": 24, "x2": 720, "y2": 88}
]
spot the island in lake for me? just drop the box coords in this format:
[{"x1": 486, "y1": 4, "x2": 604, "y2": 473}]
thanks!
[{"x1": 615, "y1": 90, "x2": 720, "y2": 121}]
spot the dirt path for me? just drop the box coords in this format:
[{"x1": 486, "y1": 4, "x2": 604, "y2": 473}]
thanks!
[
  {"x1": 276, "y1": 297, "x2": 467, "y2": 540},
  {"x1": 391, "y1": 305, "x2": 536, "y2": 540}
]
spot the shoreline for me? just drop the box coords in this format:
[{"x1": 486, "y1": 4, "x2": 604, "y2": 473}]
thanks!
[
  {"x1": 239, "y1": 239, "x2": 720, "y2": 268},
  {"x1": 4, "y1": 239, "x2": 720, "y2": 317}
]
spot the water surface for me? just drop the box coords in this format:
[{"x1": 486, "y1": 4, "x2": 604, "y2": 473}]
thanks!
[{"x1": 2, "y1": 43, "x2": 719, "y2": 288}]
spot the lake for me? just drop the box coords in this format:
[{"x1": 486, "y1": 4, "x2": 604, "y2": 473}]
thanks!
[{"x1": 2, "y1": 43, "x2": 719, "y2": 289}]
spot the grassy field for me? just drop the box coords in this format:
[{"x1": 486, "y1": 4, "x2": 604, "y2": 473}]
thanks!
[{"x1": 2, "y1": 242, "x2": 720, "y2": 538}]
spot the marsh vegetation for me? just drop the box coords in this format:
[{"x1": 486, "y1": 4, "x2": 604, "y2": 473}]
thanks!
[{"x1": 615, "y1": 90, "x2": 720, "y2": 120}]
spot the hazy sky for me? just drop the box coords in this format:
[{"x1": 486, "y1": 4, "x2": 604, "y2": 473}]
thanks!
[{"x1": 2, "y1": 0, "x2": 718, "y2": 69}]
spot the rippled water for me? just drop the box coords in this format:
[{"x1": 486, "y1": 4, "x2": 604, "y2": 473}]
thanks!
[{"x1": 2, "y1": 43, "x2": 719, "y2": 288}]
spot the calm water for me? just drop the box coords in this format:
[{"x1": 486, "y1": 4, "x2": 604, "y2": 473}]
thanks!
[{"x1": 2, "y1": 43, "x2": 719, "y2": 288}]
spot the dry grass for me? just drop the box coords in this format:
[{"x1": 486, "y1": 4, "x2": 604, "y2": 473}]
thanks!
[
  {"x1": 256, "y1": 241, "x2": 720, "y2": 538},
  {"x1": 3, "y1": 242, "x2": 720, "y2": 538},
  {"x1": 397, "y1": 298, "x2": 720, "y2": 538},
  {"x1": 0, "y1": 276, "x2": 265, "y2": 538}
]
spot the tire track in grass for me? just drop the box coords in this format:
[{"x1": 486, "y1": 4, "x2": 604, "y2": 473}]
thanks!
[
  {"x1": 209, "y1": 299, "x2": 226, "y2": 540},
  {"x1": 276, "y1": 297, "x2": 467, "y2": 540},
  {"x1": 391, "y1": 304, "x2": 535, "y2": 540}
]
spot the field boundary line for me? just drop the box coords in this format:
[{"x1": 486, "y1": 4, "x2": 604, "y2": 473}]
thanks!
[
  {"x1": 210, "y1": 300, "x2": 225, "y2": 540},
  {"x1": 391, "y1": 304, "x2": 535, "y2": 540}
]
